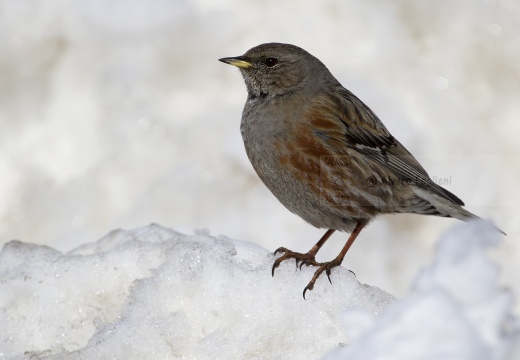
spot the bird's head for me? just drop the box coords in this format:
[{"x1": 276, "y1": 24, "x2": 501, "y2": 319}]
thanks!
[{"x1": 219, "y1": 43, "x2": 336, "y2": 99}]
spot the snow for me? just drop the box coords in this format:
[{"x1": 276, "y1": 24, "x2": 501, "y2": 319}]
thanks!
[
  {"x1": 326, "y1": 221, "x2": 517, "y2": 360},
  {"x1": 1, "y1": 221, "x2": 518, "y2": 359}
]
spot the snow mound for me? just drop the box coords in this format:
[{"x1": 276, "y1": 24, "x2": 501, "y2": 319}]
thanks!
[
  {"x1": 0, "y1": 221, "x2": 518, "y2": 359},
  {"x1": 325, "y1": 221, "x2": 518, "y2": 360}
]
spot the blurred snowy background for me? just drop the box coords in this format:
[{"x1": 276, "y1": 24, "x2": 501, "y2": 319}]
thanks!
[{"x1": 1, "y1": 0, "x2": 519, "y2": 304}]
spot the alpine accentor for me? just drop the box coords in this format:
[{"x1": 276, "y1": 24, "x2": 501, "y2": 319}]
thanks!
[{"x1": 219, "y1": 43, "x2": 502, "y2": 298}]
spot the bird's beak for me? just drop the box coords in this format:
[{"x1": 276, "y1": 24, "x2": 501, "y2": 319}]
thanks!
[{"x1": 218, "y1": 56, "x2": 252, "y2": 69}]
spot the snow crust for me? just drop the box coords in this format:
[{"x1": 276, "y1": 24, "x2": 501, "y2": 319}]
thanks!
[{"x1": 1, "y1": 221, "x2": 518, "y2": 359}]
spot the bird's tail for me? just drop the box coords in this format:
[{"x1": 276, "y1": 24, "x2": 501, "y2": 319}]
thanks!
[
  {"x1": 412, "y1": 188, "x2": 505, "y2": 235},
  {"x1": 447, "y1": 206, "x2": 505, "y2": 235}
]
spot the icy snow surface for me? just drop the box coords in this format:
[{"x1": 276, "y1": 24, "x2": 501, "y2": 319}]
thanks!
[{"x1": 1, "y1": 221, "x2": 518, "y2": 359}]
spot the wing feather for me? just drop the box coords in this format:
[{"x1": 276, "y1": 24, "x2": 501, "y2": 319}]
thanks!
[{"x1": 308, "y1": 88, "x2": 465, "y2": 206}]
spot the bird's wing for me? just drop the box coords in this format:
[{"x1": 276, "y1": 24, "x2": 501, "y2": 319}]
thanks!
[{"x1": 305, "y1": 88, "x2": 464, "y2": 206}]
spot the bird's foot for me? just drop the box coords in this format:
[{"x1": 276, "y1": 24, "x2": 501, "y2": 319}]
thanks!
[
  {"x1": 272, "y1": 247, "x2": 354, "y2": 299},
  {"x1": 271, "y1": 247, "x2": 320, "y2": 276},
  {"x1": 302, "y1": 258, "x2": 343, "y2": 299}
]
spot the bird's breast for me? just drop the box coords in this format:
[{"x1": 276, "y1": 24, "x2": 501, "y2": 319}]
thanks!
[{"x1": 240, "y1": 97, "x2": 324, "y2": 200}]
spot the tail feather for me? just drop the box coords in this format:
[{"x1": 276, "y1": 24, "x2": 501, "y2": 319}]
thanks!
[{"x1": 411, "y1": 187, "x2": 505, "y2": 235}]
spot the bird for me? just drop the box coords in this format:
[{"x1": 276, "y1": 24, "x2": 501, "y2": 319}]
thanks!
[{"x1": 219, "y1": 43, "x2": 503, "y2": 298}]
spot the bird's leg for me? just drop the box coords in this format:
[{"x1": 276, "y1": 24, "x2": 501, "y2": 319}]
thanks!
[
  {"x1": 303, "y1": 220, "x2": 367, "y2": 299},
  {"x1": 272, "y1": 229, "x2": 335, "y2": 276}
]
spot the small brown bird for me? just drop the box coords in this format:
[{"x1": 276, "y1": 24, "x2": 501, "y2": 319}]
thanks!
[{"x1": 219, "y1": 43, "x2": 502, "y2": 298}]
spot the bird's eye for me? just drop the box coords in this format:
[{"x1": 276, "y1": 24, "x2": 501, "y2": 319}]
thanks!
[{"x1": 264, "y1": 57, "x2": 278, "y2": 67}]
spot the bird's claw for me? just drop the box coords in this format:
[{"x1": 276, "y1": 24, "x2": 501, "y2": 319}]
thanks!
[
  {"x1": 271, "y1": 262, "x2": 278, "y2": 277},
  {"x1": 326, "y1": 269, "x2": 332, "y2": 284},
  {"x1": 272, "y1": 247, "x2": 289, "y2": 276},
  {"x1": 273, "y1": 247, "x2": 288, "y2": 256},
  {"x1": 302, "y1": 283, "x2": 314, "y2": 299},
  {"x1": 301, "y1": 261, "x2": 342, "y2": 299},
  {"x1": 299, "y1": 259, "x2": 320, "y2": 270},
  {"x1": 272, "y1": 247, "x2": 318, "y2": 276},
  {"x1": 272, "y1": 247, "x2": 346, "y2": 299}
]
